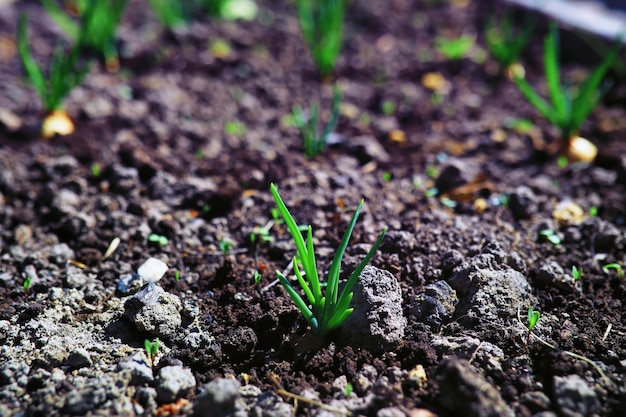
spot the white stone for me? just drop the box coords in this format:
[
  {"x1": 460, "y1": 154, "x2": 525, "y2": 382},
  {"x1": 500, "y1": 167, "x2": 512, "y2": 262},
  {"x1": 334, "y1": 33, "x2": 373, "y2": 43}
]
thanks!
[{"x1": 137, "y1": 258, "x2": 168, "y2": 282}]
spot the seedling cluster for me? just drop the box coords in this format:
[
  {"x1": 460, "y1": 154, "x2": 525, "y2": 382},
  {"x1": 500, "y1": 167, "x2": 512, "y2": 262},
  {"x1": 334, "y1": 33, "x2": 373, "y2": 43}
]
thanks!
[{"x1": 270, "y1": 184, "x2": 386, "y2": 338}]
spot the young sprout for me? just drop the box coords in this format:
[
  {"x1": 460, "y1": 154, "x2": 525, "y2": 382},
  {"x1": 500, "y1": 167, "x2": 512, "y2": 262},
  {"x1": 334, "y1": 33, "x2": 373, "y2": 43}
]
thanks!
[
  {"x1": 17, "y1": 14, "x2": 91, "y2": 138},
  {"x1": 147, "y1": 0, "x2": 192, "y2": 29},
  {"x1": 602, "y1": 263, "x2": 624, "y2": 278},
  {"x1": 175, "y1": 270, "x2": 181, "y2": 282},
  {"x1": 270, "y1": 183, "x2": 386, "y2": 338},
  {"x1": 295, "y1": 0, "x2": 349, "y2": 76},
  {"x1": 484, "y1": 11, "x2": 534, "y2": 74},
  {"x1": 200, "y1": 0, "x2": 258, "y2": 20},
  {"x1": 292, "y1": 84, "x2": 342, "y2": 159},
  {"x1": 539, "y1": 229, "x2": 561, "y2": 245},
  {"x1": 571, "y1": 265, "x2": 582, "y2": 292},
  {"x1": 513, "y1": 23, "x2": 617, "y2": 152},
  {"x1": 41, "y1": 0, "x2": 128, "y2": 71},
  {"x1": 23, "y1": 275, "x2": 33, "y2": 299},
  {"x1": 148, "y1": 233, "x2": 169, "y2": 246},
  {"x1": 144, "y1": 338, "x2": 159, "y2": 369},
  {"x1": 435, "y1": 35, "x2": 475, "y2": 60},
  {"x1": 526, "y1": 306, "x2": 540, "y2": 349},
  {"x1": 253, "y1": 270, "x2": 262, "y2": 284},
  {"x1": 220, "y1": 238, "x2": 232, "y2": 257}
]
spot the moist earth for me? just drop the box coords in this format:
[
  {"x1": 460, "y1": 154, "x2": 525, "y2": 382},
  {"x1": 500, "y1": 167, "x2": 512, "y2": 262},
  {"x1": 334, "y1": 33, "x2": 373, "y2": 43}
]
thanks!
[{"x1": 0, "y1": 0, "x2": 625, "y2": 416}]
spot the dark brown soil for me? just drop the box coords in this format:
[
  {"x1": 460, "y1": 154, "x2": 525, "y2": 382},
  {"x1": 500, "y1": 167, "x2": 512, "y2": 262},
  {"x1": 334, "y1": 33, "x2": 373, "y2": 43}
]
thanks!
[{"x1": 1, "y1": 0, "x2": 625, "y2": 416}]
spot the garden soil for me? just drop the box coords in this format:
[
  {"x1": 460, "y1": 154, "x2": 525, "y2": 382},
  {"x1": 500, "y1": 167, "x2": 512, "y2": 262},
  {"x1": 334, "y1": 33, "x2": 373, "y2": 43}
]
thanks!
[{"x1": 0, "y1": 0, "x2": 625, "y2": 416}]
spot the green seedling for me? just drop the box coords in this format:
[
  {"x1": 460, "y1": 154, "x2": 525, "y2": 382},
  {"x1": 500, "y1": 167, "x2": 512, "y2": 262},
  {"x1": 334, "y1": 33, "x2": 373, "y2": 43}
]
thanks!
[
  {"x1": 224, "y1": 120, "x2": 247, "y2": 136},
  {"x1": 199, "y1": 0, "x2": 258, "y2": 20},
  {"x1": 270, "y1": 183, "x2": 386, "y2": 338},
  {"x1": 148, "y1": 233, "x2": 169, "y2": 246},
  {"x1": 17, "y1": 13, "x2": 91, "y2": 136},
  {"x1": 147, "y1": 0, "x2": 192, "y2": 28},
  {"x1": 292, "y1": 84, "x2": 342, "y2": 158},
  {"x1": 588, "y1": 206, "x2": 598, "y2": 217},
  {"x1": 517, "y1": 306, "x2": 611, "y2": 385},
  {"x1": 381, "y1": 100, "x2": 396, "y2": 116},
  {"x1": 220, "y1": 238, "x2": 232, "y2": 257},
  {"x1": 144, "y1": 338, "x2": 159, "y2": 369},
  {"x1": 513, "y1": 23, "x2": 617, "y2": 142},
  {"x1": 539, "y1": 229, "x2": 561, "y2": 245},
  {"x1": 571, "y1": 265, "x2": 582, "y2": 282},
  {"x1": 23, "y1": 275, "x2": 33, "y2": 299},
  {"x1": 295, "y1": 0, "x2": 348, "y2": 76},
  {"x1": 253, "y1": 270, "x2": 262, "y2": 284},
  {"x1": 526, "y1": 306, "x2": 540, "y2": 349},
  {"x1": 175, "y1": 270, "x2": 180, "y2": 281},
  {"x1": 344, "y1": 382, "x2": 353, "y2": 397},
  {"x1": 602, "y1": 263, "x2": 624, "y2": 277},
  {"x1": 485, "y1": 11, "x2": 534, "y2": 69},
  {"x1": 435, "y1": 35, "x2": 474, "y2": 60},
  {"x1": 42, "y1": 0, "x2": 128, "y2": 71}
]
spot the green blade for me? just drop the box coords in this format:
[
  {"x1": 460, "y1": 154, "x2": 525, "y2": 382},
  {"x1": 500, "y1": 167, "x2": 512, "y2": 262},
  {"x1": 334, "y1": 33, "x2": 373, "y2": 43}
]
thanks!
[
  {"x1": 277, "y1": 271, "x2": 318, "y2": 331},
  {"x1": 513, "y1": 75, "x2": 557, "y2": 126},
  {"x1": 305, "y1": 226, "x2": 322, "y2": 303},
  {"x1": 544, "y1": 24, "x2": 567, "y2": 119},
  {"x1": 333, "y1": 227, "x2": 387, "y2": 319},
  {"x1": 41, "y1": 0, "x2": 79, "y2": 40},
  {"x1": 570, "y1": 43, "x2": 617, "y2": 132},
  {"x1": 17, "y1": 14, "x2": 48, "y2": 104},
  {"x1": 322, "y1": 200, "x2": 364, "y2": 322},
  {"x1": 271, "y1": 184, "x2": 309, "y2": 270},
  {"x1": 293, "y1": 256, "x2": 316, "y2": 306}
]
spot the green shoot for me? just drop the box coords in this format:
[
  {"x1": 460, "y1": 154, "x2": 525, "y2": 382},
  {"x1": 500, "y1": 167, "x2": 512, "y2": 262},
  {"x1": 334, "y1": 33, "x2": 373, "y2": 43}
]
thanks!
[
  {"x1": 175, "y1": 270, "x2": 181, "y2": 281},
  {"x1": 292, "y1": 84, "x2": 342, "y2": 159},
  {"x1": 484, "y1": 11, "x2": 534, "y2": 69},
  {"x1": 23, "y1": 275, "x2": 33, "y2": 298},
  {"x1": 539, "y1": 229, "x2": 561, "y2": 245},
  {"x1": 344, "y1": 382, "x2": 353, "y2": 397},
  {"x1": 270, "y1": 183, "x2": 386, "y2": 338},
  {"x1": 220, "y1": 238, "x2": 232, "y2": 257},
  {"x1": 513, "y1": 23, "x2": 617, "y2": 141},
  {"x1": 588, "y1": 206, "x2": 598, "y2": 217},
  {"x1": 41, "y1": 0, "x2": 128, "y2": 70},
  {"x1": 381, "y1": 100, "x2": 396, "y2": 116},
  {"x1": 148, "y1": 233, "x2": 169, "y2": 246},
  {"x1": 17, "y1": 13, "x2": 91, "y2": 113},
  {"x1": 518, "y1": 306, "x2": 610, "y2": 385},
  {"x1": 224, "y1": 120, "x2": 247, "y2": 136},
  {"x1": 295, "y1": 0, "x2": 349, "y2": 76},
  {"x1": 526, "y1": 306, "x2": 540, "y2": 348},
  {"x1": 144, "y1": 338, "x2": 159, "y2": 369},
  {"x1": 435, "y1": 35, "x2": 474, "y2": 60},
  {"x1": 602, "y1": 263, "x2": 624, "y2": 277},
  {"x1": 571, "y1": 265, "x2": 582, "y2": 282},
  {"x1": 199, "y1": 0, "x2": 258, "y2": 20},
  {"x1": 253, "y1": 270, "x2": 262, "y2": 284},
  {"x1": 147, "y1": 0, "x2": 192, "y2": 28}
]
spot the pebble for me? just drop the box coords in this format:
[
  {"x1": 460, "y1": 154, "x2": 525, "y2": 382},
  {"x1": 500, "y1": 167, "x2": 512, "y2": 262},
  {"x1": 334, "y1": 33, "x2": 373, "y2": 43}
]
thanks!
[
  {"x1": 553, "y1": 375, "x2": 599, "y2": 417},
  {"x1": 192, "y1": 378, "x2": 240, "y2": 417},
  {"x1": 124, "y1": 282, "x2": 182, "y2": 340},
  {"x1": 411, "y1": 280, "x2": 458, "y2": 332},
  {"x1": 156, "y1": 365, "x2": 196, "y2": 403},
  {"x1": 137, "y1": 257, "x2": 169, "y2": 282},
  {"x1": 337, "y1": 265, "x2": 406, "y2": 352}
]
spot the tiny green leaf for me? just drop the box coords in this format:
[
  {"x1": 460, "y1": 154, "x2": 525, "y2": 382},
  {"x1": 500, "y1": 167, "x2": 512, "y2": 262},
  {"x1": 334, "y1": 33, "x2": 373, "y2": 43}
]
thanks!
[{"x1": 527, "y1": 307, "x2": 540, "y2": 331}]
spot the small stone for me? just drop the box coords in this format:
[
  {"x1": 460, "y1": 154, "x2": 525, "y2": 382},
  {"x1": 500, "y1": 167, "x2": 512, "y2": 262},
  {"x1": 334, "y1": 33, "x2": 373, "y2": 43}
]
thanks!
[
  {"x1": 337, "y1": 266, "x2": 406, "y2": 352},
  {"x1": 411, "y1": 280, "x2": 458, "y2": 332},
  {"x1": 156, "y1": 366, "x2": 196, "y2": 403},
  {"x1": 508, "y1": 186, "x2": 537, "y2": 220},
  {"x1": 117, "y1": 353, "x2": 154, "y2": 385},
  {"x1": 192, "y1": 378, "x2": 240, "y2": 417},
  {"x1": 124, "y1": 282, "x2": 182, "y2": 340},
  {"x1": 553, "y1": 375, "x2": 599, "y2": 417},
  {"x1": 137, "y1": 258, "x2": 168, "y2": 282},
  {"x1": 65, "y1": 348, "x2": 92, "y2": 370}
]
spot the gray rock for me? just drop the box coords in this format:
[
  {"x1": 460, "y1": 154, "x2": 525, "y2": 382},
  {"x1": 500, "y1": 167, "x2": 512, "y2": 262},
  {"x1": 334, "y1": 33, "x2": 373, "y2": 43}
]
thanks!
[
  {"x1": 509, "y1": 186, "x2": 538, "y2": 220},
  {"x1": 135, "y1": 386, "x2": 158, "y2": 413},
  {"x1": 117, "y1": 352, "x2": 154, "y2": 385},
  {"x1": 65, "y1": 348, "x2": 92, "y2": 370},
  {"x1": 435, "y1": 158, "x2": 480, "y2": 194},
  {"x1": 447, "y1": 241, "x2": 532, "y2": 325},
  {"x1": 116, "y1": 273, "x2": 143, "y2": 295},
  {"x1": 63, "y1": 384, "x2": 108, "y2": 415},
  {"x1": 410, "y1": 280, "x2": 457, "y2": 332},
  {"x1": 193, "y1": 378, "x2": 240, "y2": 417},
  {"x1": 124, "y1": 282, "x2": 182, "y2": 340},
  {"x1": 156, "y1": 366, "x2": 196, "y2": 403},
  {"x1": 181, "y1": 330, "x2": 215, "y2": 350},
  {"x1": 436, "y1": 359, "x2": 514, "y2": 417},
  {"x1": 553, "y1": 374, "x2": 600, "y2": 417},
  {"x1": 535, "y1": 261, "x2": 573, "y2": 293},
  {"x1": 377, "y1": 407, "x2": 407, "y2": 417},
  {"x1": 337, "y1": 266, "x2": 406, "y2": 352}
]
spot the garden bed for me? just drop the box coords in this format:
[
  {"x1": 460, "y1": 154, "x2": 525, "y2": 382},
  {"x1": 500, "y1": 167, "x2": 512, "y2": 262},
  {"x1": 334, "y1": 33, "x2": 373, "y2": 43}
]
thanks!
[{"x1": 0, "y1": 0, "x2": 625, "y2": 416}]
